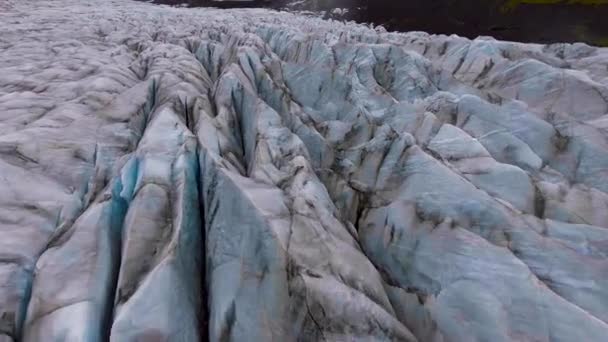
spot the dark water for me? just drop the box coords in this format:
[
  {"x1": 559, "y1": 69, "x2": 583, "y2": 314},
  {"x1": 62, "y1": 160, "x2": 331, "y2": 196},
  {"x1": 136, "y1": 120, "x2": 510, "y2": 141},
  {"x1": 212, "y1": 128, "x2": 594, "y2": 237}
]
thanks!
[{"x1": 149, "y1": 0, "x2": 608, "y2": 46}]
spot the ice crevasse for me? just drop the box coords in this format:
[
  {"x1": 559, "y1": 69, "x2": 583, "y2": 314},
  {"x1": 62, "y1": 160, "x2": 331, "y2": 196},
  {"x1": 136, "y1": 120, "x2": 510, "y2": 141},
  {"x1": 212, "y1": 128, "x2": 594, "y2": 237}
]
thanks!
[{"x1": 1, "y1": 0, "x2": 608, "y2": 341}]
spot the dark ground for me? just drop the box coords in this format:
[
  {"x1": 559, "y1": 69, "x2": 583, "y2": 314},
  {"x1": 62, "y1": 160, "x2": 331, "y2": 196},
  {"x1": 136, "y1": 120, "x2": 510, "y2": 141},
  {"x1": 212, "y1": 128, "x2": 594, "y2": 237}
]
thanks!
[{"x1": 147, "y1": 0, "x2": 608, "y2": 46}]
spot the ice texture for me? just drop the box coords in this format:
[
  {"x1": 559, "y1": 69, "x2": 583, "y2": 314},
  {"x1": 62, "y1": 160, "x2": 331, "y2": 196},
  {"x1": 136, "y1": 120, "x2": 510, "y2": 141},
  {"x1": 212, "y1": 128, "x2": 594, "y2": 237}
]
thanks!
[{"x1": 1, "y1": 0, "x2": 608, "y2": 341}]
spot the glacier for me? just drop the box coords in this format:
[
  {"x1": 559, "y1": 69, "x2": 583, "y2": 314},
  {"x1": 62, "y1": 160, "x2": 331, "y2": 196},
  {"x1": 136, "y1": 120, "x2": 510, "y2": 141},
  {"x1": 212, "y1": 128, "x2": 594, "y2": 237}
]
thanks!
[{"x1": 1, "y1": 0, "x2": 608, "y2": 341}]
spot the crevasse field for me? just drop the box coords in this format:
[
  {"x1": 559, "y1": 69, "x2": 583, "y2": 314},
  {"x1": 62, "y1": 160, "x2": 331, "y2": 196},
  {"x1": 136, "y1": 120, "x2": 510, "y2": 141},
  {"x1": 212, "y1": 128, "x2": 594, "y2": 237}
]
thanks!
[{"x1": 1, "y1": 0, "x2": 608, "y2": 341}]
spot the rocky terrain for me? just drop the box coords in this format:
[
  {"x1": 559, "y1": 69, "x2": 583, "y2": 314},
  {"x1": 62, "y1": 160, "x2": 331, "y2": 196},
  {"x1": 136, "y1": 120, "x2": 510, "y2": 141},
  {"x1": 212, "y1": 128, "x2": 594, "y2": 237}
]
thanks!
[
  {"x1": 150, "y1": 0, "x2": 608, "y2": 46},
  {"x1": 1, "y1": 0, "x2": 608, "y2": 341}
]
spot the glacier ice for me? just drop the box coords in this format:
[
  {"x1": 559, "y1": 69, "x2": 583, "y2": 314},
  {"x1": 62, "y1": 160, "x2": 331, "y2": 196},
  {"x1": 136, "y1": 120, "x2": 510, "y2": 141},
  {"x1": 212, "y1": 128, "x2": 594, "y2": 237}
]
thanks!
[{"x1": 1, "y1": 0, "x2": 608, "y2": 341}]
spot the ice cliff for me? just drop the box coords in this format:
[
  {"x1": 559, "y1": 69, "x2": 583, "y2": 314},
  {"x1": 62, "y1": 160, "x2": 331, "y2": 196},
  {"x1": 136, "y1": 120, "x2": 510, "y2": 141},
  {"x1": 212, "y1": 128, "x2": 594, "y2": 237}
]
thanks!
[{"x1": 1, "y1": 0, "x2": 608, "y2": 341}]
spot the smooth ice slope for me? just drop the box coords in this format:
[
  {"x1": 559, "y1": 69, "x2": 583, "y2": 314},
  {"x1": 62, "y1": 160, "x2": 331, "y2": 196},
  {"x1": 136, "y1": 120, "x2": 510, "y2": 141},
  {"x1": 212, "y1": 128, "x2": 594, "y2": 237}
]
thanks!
[{"x1": 1, "y1": 0, "x2": 608, "y2": 341}]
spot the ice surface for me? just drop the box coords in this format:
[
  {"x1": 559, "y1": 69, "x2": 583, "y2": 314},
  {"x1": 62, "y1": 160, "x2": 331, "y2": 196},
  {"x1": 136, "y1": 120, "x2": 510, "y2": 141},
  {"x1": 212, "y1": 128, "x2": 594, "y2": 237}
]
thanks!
[{"x1": 1, "y1": 0, "x2": 608, "y2": 341}]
